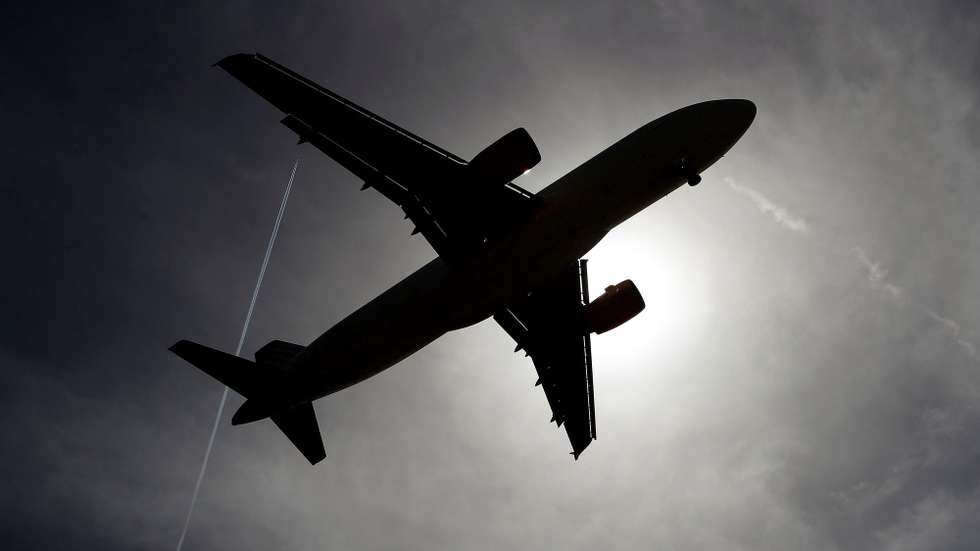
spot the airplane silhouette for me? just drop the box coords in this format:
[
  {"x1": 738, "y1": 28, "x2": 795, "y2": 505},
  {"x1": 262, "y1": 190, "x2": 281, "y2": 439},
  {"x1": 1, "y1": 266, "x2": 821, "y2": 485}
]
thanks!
[{"x1": 171, "y1": 53, "x2": 755, "y2": 464}]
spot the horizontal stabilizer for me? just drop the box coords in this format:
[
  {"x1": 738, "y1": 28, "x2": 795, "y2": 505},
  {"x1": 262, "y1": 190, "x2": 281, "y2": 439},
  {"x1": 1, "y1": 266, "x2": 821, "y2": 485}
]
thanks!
[
  {"x1": 171, "y1": 339, "x2": 326, "y2": 464},
  {"x1": 169, "y1": 340, "x2": 259, "y2": 397},
  {"x1": 271, "y1": 402, "x2": 326, "y2": 464}
]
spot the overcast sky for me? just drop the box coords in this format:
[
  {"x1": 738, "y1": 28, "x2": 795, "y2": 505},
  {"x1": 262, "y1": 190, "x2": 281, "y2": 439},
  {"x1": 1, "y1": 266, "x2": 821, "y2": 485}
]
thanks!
[{"x1": 3, "y1": 2, "x2": 980, "y2": 549}]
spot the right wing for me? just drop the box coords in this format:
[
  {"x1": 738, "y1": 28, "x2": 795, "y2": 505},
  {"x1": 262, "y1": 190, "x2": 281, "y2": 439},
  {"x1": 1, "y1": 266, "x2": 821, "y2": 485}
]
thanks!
[
  {"x1": 494, "y1": 259, "x2": 597, "y2": 459},
  {"x1": 216, "y1": 53, "x2": 537, "y2": 260}
]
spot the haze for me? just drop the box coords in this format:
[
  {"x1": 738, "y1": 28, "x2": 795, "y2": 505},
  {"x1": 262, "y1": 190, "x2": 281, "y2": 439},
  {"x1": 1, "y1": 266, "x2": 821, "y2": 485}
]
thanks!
[{"x1": 2, "y1": 2, "x2": 979, "y2": 550}]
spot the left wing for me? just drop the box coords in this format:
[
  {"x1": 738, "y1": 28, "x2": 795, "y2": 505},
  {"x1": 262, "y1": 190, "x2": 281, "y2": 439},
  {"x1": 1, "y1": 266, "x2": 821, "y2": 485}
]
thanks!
[
  {"x1": 494, "y1": 260, "x2": 597, "y2": 459},
  {"x1": 217, "y1": 53, "x2": 538, "y2": 260}
]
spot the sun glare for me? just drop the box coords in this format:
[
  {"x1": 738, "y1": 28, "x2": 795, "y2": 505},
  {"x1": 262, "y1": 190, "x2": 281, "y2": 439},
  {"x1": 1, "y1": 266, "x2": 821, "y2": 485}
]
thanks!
[{"x1": 585, "y1": 227, "x2": 711, "y2": 381}]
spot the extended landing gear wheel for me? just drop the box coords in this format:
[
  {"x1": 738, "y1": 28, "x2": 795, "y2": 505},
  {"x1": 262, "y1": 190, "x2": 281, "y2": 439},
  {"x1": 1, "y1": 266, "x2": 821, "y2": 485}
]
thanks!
[{"x1": 677, "y1": 157, "x2": 701, "y2": 186}]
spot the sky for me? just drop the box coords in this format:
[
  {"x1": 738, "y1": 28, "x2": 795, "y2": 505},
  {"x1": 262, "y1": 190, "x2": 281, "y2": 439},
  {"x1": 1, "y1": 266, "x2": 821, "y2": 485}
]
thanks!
[{"x1": 2, "y1": 1, "x2": 980, "y2": 549}]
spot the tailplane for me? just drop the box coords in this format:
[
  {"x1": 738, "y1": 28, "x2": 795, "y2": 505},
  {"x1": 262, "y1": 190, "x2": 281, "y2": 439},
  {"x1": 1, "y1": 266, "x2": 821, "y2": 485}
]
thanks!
[
  {"x1": 169, "y1": 340, "x2": 262, "y2": 396},
  {"x1": 169, "y1": 339, "x2": 326, "y2": 464},
  {"x1": 271, "y1": 402, "x2": 326, "y2": 464}
]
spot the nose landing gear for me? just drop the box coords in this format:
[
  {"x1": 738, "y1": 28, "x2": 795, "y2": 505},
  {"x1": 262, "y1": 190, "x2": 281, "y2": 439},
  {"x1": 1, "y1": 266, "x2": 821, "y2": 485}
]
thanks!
[{"x1": 677, "y1": 157, "x2": 701, "y2": 186}]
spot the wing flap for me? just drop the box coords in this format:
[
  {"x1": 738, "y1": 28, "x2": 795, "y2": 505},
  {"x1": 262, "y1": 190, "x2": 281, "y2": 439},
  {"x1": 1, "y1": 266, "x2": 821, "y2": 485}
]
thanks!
[
  {"x1": 494, "y1": 260, "x2": 597, "y2": 458},
  {"x1": 280, "y1": 114, "x2": 377, "y2": 182},
  {"x1": 280, "y1": 113, "x2": 454, "y2": 255},
  {"x1": 218, "y1": 53, "x2": 538, "y2": 260},
  {"x1": 218, "y1": 53, "x2": 464, "y2": 188}
]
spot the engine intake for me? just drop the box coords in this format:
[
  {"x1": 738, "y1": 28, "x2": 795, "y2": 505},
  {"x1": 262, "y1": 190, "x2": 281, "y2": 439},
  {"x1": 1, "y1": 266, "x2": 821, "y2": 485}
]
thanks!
[
  {"x1": 469, "y1": 127, "x2": 541, "y2": 184},
  {"x1": 585, "y1": 280, "x2": 645, "y2": 334}
]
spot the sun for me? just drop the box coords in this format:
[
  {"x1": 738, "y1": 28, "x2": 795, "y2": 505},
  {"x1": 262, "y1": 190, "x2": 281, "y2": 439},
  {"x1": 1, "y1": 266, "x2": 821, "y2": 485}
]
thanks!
[{"x1": 584, "y1": 224, "x2": 711, "y2": 380}]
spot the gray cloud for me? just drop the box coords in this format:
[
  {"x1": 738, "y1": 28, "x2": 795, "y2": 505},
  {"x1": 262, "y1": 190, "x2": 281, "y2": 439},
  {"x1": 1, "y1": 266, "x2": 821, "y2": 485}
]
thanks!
[{"x1": 4, "y1": 2, "x2": 980, "y2": 550}]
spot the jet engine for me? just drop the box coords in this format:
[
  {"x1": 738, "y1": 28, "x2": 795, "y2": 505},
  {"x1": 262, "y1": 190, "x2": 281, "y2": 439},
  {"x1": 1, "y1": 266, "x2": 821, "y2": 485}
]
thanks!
[
  {"x1": 585, "y1": 280, "x2": 645, "y2": 334},
  {"x1": 469, "y1": 127, "x2": 541, "y2": 184}
]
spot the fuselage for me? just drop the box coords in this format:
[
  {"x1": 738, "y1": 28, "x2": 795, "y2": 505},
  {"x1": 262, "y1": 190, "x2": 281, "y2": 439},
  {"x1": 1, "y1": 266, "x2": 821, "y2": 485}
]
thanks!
[{"x1": 291, "y1": 99, "x2": 756, "y2": 402}]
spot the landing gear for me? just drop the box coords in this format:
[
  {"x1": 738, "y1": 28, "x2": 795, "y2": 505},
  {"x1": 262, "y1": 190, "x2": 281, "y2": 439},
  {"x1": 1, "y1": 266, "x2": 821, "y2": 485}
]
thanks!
[{"x1": 678, "y1": 157, "x2": 701, "y2": 186}]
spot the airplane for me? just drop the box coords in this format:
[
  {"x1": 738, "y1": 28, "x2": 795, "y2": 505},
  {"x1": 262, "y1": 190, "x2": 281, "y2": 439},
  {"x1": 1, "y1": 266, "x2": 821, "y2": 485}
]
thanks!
[{"x1": 171, "y1": 52, "x2": 755, "y2": 465}]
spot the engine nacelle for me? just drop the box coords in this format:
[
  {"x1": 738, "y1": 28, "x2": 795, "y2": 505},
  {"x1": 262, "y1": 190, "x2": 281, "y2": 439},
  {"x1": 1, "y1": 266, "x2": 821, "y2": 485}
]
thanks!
[
  {"x1": 469, "y1": 127, "x2": 541, "y2": 184},
  {"x1": 585, "y1": 280, "x2": 645, "y2": 334}
]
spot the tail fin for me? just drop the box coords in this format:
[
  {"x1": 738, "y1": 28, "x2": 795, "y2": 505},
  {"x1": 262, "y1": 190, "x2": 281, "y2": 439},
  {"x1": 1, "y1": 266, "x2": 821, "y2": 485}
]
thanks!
[
  {"x1": 169, "y1": 339, "x2": 326, "y2": 465},
  {"x1": 254, "y1": 339, "x2": 305, "y2": 369}
]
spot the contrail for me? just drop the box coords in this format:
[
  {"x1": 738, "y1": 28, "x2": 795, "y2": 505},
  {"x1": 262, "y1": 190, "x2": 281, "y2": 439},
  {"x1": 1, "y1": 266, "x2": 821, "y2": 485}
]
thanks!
[
  {"x1": 851, "y1": 246, "x2": 904, "y2": 299},
  {"x1": 928, "y1": 310, "x2": 978, "y2": 358},
  {"x1": 176, "y1": 159, "x2": 299, "y2": 551},
  {"x1": 726, "y1": 177, "x2": 809, "y2": 233},
  {"x1": 726, "y1": 176, "x2": 976, "y2": 362}
]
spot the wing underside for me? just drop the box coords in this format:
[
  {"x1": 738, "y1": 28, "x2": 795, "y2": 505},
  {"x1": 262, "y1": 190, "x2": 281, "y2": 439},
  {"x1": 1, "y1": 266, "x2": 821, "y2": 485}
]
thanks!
[
  {"x1": 494, "y1": 260, "x2": 597, "y2": 458},
  {"x1": 217, "y1": 52, "x2": 536, "y2": 259}
]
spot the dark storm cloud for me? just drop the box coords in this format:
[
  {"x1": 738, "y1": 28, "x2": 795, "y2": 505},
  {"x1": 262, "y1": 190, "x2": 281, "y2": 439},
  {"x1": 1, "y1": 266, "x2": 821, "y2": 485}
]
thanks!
[{"x1": 3, "y1": 1, "x2": 980, "y2": 550}]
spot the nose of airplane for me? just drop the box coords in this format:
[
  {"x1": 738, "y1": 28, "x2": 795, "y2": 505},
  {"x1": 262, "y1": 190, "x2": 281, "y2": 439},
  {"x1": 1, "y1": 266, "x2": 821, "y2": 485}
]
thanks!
[
  {"x1": 710, "y1": 98, "x2": 756, "y2": 139},
  {"x1": 672, "y1": 98, "x2": 756, "y2": 181},
  {"x1": 729, "y1": 98, "x2": 756, "y2": 135}
]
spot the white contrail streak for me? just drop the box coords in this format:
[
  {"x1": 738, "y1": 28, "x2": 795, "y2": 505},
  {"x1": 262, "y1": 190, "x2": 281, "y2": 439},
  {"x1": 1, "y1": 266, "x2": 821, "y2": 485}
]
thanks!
[
  {"x1": 725, "y1": 176, "x2": 976, "y2": 362},
  {"x1": 851, "y1": 246, "x2": 904, "y2": 299},
  {"x1": 726, "y1": 177, "x2": 809, "y2": 233},
  {"x1": 176, "y1": 159, "x2": 299, "y2": 551},
  {"x1": 929, "y1": 310, "x2": 978, "y2": 358}
]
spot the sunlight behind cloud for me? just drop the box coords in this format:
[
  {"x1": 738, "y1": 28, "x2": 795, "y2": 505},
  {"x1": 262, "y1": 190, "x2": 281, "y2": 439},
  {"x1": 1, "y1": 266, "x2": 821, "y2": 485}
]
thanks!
[{"x1": 584, "y1": 226, "x2": 711, "y2": 385}]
